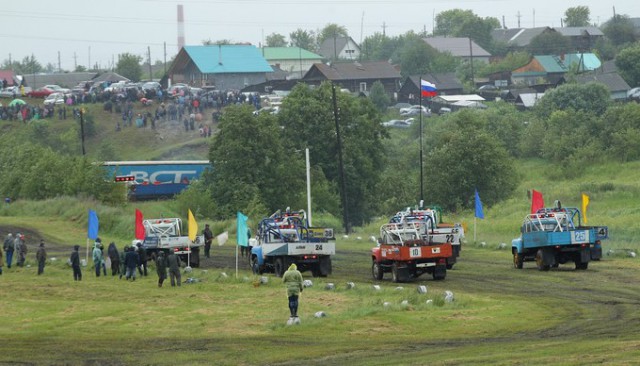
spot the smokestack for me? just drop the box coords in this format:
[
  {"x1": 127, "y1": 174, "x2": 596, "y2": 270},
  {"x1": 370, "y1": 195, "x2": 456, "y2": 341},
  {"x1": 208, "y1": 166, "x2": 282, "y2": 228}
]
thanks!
[{"x1": 177, "y1": 4, "x2": 185, "y2": 52}]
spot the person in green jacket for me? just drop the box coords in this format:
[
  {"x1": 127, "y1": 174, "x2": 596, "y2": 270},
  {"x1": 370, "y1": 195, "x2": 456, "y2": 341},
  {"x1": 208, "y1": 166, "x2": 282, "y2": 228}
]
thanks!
[
  {"x1": 282, "y1": 263, "x2": 304, "y2": 318},
  {"x1": 92, "y1": 241, "x2": 104, "y2": 277}
]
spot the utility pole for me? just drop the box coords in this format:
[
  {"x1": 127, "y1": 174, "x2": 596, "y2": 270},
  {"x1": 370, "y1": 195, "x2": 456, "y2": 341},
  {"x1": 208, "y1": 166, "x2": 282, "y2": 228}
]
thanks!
[
  {"x1": 517, "y1": 11, "x2": 522, "y2": 28},
  {"x1": 58, "y1": 51, "x2": 61, "y2": 72},
  {"x1": 469, "y1": 38, "x2": 475, "y2": 87},
  {"x1": 79, "y1": 110, "x2": 86, "y2": 156},
  {"x1": 164, "y1": 42, "x2": 167, "y2": 76},
  {"x1": 88, "y1": 46, "x2": 91, "y2": 72},
  {"x1": 73, "y1": 52, "x2": 77, "y2": 70},
  {"x1": 332, "y1": 84, "x2": 349, "y2": 234},
  {"x1": 382, "y1": 22, "x2": 387, "y2": 37},
  {"x1": 148, "y1": 46, "x2": 152, "y2": 81}
]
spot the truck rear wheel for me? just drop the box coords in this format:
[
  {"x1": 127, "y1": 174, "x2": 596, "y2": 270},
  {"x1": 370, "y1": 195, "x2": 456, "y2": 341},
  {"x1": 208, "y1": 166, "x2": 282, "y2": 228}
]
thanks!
[
  {"x1": 513, "y1": 252, "x2": 524, "y2": 269},
  {"x1": 274, "y1": 258, "x2": 285, "y2": 277},
  {"x1": 574, "y1": 258, "x2": 589, "y2": 270},
  {"x1": 432, "y1": 265, "x2": 446, "y2": 280},
  {"x1": 535, "y1": 249, "x2": 550, "y2": 271},
  {"x1": 372, "y1": 261, "x2": 384, "y2": 280}
]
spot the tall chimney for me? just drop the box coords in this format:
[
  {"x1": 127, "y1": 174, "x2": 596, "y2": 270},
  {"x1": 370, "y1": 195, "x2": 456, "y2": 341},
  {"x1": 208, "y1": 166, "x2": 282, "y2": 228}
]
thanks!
[{"x1": 177, "y1": 5, "x2": 185, "y2": 52}]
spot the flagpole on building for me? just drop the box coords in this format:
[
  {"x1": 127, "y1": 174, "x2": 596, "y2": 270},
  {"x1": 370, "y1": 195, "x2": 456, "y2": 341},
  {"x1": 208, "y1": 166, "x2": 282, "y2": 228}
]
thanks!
[{"x1": 418, "y1": 75, "x2": 424, "y2": 202}]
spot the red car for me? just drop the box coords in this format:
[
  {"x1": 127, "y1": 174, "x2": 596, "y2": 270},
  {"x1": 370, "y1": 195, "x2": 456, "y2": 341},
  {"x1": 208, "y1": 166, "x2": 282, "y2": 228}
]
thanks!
[{"x1": 27, "y1": 87, "x2": 57, "y2": 98}]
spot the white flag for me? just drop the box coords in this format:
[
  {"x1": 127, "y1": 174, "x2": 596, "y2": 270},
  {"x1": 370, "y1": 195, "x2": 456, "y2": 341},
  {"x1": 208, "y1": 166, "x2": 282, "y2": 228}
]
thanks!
[{"x1": 217, "y1": 231, "x2": 229, "y2": 246}]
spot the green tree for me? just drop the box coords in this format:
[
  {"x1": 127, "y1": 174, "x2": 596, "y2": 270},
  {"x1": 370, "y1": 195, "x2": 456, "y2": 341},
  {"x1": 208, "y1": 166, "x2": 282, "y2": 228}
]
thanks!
[
  {"x1": 528, "y1": 31, "x2": 570, "y2": 55},
  {"x1": 398, "y1": 34, "x2": 458, "y2": 76},
  {"x1": 278, "y1": 82, "x2": 387, "y2": 227},
  {"x1": 207, "y1": 105, "x2": 304, "y2": 218},
  {"x1": 360, "y1": 32, "x2": 397, "y2": 61},
  {"x1": 534, "y1": 83, "x2": 611, "y2": 119},
  {"x1": 480, "y1": 51, "x2": 531, "y2": 77},
  {"x1": 115, "y1": 53, "x2": 142, "y2": 82},
  {"x1": 602, "y1": 15, "x2": 637, "y2": 47},
  {"x1": 434, "y1": 9, "x2": 499, "y2": 51},
  {"x1": 266, "y1": 33, "x2": 287, "y2": 47},
  {"x1": 368, "y1": 81, "x2": 390, "y2": 112},
  {"x1": 289, "y1": 29, "x2": 316, "y2": 51},
  {"x1": 564, "y1": 6, "x2": 591, "y2": 27},
  {"x1": 600, "y1": 103, "x2": 640, "y2": 162},
  {"x1": 317, "y1": 23, "x2": 349, "y2": 46},
  {"x1": 615, "y1": 44, "x2": 640, "y2": 87},
  {"x1": 424, "y1": 110, "x2": 518, "y2": 211}
]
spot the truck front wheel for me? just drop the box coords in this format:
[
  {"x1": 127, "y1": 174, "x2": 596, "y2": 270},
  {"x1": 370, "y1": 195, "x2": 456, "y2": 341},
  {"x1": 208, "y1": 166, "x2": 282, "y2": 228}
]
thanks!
[
  {"x1": 513, "y1": 251, "x2": 524, "y2": 269},
  {"x1": 372, "y1": 261, "x2": 384, "y2": 280}
]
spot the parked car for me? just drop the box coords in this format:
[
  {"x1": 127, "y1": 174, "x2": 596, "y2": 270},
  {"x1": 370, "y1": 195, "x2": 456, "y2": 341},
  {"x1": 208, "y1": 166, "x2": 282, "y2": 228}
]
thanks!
[
  {"x1": 43, "y1": 92, "x2": 66, "y2": 106},
  {"x1": 400, "y1": 105, "x2": 430, "y2": 116},
  {"x1": 0, "y1": 86, "x2": 23, "y2": 98},
  {"x1": 628, "y1": 87, "x2": 640, "y2": 102},
  {"x1": 27, "y1": 87, "x2": 57, "y2": 98},
  {"x1": 382, "y1": 119, "x2": 412, "y2": 128},
  {"x1": 43, "y1": 84, "x2": 71, "y2": 94}
]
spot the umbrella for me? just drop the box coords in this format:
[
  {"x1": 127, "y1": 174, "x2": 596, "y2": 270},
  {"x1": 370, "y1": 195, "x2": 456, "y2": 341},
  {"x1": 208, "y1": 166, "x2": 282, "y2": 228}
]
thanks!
[{"x1": 9, "y1": 99, "x2": 26, "y2": 107}]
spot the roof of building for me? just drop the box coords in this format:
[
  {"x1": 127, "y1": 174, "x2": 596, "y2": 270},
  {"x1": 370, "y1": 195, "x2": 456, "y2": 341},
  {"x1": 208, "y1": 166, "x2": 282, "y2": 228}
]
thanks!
[
  {"x1": 407, "y1": 73, "x2": 463, "y2": 91},
  {"x1": 21, "y1": 72, "x2": 98, "y2": 89},
  {"x1": 183, "y1": 45, "x2": 273, "y2": 74},
  {"x1": 318, "y1": 37, "x2": 359, "y2": 59},
  {"x1": 260, "y1": 47, "x2": 323, "y2": 61},
  {"x1": 554, "y1": 26, "x2": 604, "y2": 37},
  {"x1": 91, "y1": 72, "x2": 130, "y2": 83},
  {"x1": 423, "y1": 37, "x2": 491, "y2": 57},
  {"x1": 433, "y1": 94, "x2": 485, "y2": 103},
  {"x1": 576, "y1": 72, "x2": 631, "y2": 93},
  {"x1": 305, "y1": 61, "x2": 401, "y2": 80},
  {"x1": 491, "y1": 27, "x2": 552, "y2": 47},
  {"x1": 515, "y1": 93, "x2": 545, "y2": 107}
]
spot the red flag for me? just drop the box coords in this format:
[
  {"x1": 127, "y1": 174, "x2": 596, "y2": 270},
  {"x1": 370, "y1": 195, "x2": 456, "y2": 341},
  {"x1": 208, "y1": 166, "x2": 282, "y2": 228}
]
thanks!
[
  {"x1": 531, "y1": 190, "x2": 544, "y2": 214},
  {"x1": 135, "y1": 209, "x2": 145, "y2": 240}
]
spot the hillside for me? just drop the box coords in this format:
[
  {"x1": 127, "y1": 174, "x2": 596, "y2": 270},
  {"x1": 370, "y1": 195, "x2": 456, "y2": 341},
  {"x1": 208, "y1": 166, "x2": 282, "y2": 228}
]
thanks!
[{"x1": 2, "y1": 97, "x2": 212, "y2": 161}]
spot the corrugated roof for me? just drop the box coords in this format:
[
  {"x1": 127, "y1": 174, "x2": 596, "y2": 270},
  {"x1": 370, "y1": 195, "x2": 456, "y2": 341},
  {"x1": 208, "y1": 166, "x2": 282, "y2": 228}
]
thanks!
[
  {"x1": 555, "y1": 26, "x2": 604, "y2": 37},
  {"x1": 408, "y1": 73, "x2": 463, "y2": 91},
  {"x1": 491, "y1": 27, "x2": 551, "y2": 47},
  {"x1": 433, "y1": 94, "x2": 485, "y2": 102},
  {"x1": 260, "y1": 47, "x2": 322, "y2": 61},
  {"x1": 318, "y1": 37, "x2": 357, "y2": 59},
  {"x1": 183, "y1": 45, "x2": 273, "y2": 74},
  {"x1": 563, "y1": 53, "x2": 601, "y2": 70},
  {"x1": 309, "y1": 61, "x2": 401, "y2": 80},
  {"x1": 535, "y1": 56, "x2": 568, "y2": 72},
  {"x1": 577, "y1": 73, "x2": 630, "y2": 93},
  {"x1": 423, "y1": 37, "x2": 491, "y2": 57},
  {"x1": 516, "y1": 93, "x2": 545, "y2": 107}
]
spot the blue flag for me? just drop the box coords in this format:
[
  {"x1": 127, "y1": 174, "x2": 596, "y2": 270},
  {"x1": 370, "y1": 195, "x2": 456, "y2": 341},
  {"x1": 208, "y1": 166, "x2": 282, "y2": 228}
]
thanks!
[
  {"x1": 237, "y1": 211, "x2": 248, "y2": 247},
  {"x1": 474, "y1": 189, "x2": 484, "y2": 219},
  {"x1": 88, "y1": 209, "x2": 99, "y2": 239}
]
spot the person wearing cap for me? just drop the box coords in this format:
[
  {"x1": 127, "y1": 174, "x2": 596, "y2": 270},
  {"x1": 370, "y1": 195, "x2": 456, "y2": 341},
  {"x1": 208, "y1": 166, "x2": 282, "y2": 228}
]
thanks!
[
  {"x1": 3, "y1": 233, "x2": 13, "y2": 268},
  {"x1": 70, "y1": 245, "x2": 82, "y2": 281},
  {"x1": 92, "y1": 240, "x2": 104, "y2": 277},
  {"x1": 36, "y1": 240, "x2": 47, "y2": 275},
  {"x1": 282, "y1": 263, "x2": 304, "y2": 318}
]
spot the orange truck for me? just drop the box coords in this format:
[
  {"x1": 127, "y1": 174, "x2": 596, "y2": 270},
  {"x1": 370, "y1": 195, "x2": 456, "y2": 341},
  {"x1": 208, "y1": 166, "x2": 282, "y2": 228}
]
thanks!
[{"x1": 371, "y1": 218, "x2": 453, "y2": 282}]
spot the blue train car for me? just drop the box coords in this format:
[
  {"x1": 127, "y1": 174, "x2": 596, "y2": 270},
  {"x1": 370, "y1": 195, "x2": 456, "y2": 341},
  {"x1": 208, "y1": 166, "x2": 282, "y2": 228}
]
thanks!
[{"x1": 103, "y1": 161, "x2": 210, "y2": 200}]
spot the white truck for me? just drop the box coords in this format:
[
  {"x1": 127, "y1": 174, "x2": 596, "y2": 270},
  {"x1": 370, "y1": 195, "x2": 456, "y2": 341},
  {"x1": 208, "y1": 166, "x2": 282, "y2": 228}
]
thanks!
[
  {"x1": 250, "y1": 209, "x2": 335, "y2": 277},
  {"x1": 133, "y1": 218, "x2": 204, "y2": 267}
]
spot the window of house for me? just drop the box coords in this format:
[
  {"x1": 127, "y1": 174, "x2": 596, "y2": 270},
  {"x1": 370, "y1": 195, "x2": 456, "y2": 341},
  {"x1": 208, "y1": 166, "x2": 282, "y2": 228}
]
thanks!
[{"x1": 359, "y1": 82, "x2": 367, "y2": 92}]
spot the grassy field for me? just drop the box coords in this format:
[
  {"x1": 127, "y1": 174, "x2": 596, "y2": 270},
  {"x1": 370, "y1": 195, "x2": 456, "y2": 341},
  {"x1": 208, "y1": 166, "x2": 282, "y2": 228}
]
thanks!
[{"x1": 2, "y1": 100, "x2": 640, "y2": 364}]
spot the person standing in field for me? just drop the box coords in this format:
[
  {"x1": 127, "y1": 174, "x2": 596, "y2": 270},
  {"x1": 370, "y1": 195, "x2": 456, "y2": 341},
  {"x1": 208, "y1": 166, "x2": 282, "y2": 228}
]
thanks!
[
  {"x1": 203, "y1": 224, "x2": 213, "y2": 258},
  {"x1": 282, "y1": 263, "x2": 304, "y2": 318},
  {"x1": 70, "y1": 245, "x2": 82, "y2": 281},
  {"x1": 124, "y1": 246, "x2": 139, "y2": 281},
  {"x1": 15, "y1": 233, "x2": 26, "y2": 267},
  {"x1": 92, "y1": 241, "x2": 104, "y2": 277},
  {"x1": 155, "y1": 251, "x2": 168, "y2": 287},
  {"x1": 119, "y1": 245, "x2": 127, "y2": 279},
  {"x1": 107, "y1": 242, "x2": 120, "y2": 277},
  {"x1": 136, "y1": 242, "x2": 148, "y2": 276},
  {"x1": 36, "y1": 240, "x2": 47, "y2": 275},
  {"x1": 167, "y1": 250, "x2": 182, "y2": 287},
  {"x1": 3, "y1": 233, "x2": 13, "y2": 268}
]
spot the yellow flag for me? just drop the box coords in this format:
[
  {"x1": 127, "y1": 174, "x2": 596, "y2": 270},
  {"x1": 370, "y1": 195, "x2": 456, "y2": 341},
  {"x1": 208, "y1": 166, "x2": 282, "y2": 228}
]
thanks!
[
  {"x1": 188, "y1": 209, "x2": 198, "y2": 241},
  {"x1": 581, "y1": 193, "x2": 590, "y2": 225}
]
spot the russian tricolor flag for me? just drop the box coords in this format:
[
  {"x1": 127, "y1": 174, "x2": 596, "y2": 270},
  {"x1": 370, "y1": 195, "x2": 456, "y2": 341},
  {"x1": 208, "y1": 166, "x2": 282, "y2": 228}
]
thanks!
[{"x1": 421, "y1": 79, "x2": 437, "y2": 97}]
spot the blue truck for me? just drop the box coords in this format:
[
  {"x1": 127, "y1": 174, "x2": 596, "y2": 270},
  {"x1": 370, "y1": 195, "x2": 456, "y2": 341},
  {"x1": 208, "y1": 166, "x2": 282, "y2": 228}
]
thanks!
[
  {"x1": 102, "y1": 160, "x2": 210, "y2": 200},
  {"x1": 250, "y1": 209, "x2": 335, "y2": 277},
  {"x1": 512, "y1": 204, "x2": 608, "y2": 271}
]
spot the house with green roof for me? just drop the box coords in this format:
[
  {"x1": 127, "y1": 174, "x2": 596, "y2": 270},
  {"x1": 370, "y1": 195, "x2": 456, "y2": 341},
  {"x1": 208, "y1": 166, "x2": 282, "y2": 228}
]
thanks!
[
  {"x1": 167, "y1": 45, "x2": 273, "y2": 90},
  {"x1": 260, "y1": 47, "x2": 323, "y2": 79},
  {"x1": 511, "y1": 53, "x2": 601, "y2": 86}
]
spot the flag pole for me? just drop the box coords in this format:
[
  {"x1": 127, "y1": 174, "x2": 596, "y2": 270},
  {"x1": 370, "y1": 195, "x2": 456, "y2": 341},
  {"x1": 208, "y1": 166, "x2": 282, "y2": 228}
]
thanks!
[
  {"x1": 419, "y1": 76, "x2": 424, "y2": 202},
  {"x1": 474, "y1": 216, "x2": 477, "y2": 243},
  {"x1": 235, "y1": 241, "x2": 239, "y2": 279}
]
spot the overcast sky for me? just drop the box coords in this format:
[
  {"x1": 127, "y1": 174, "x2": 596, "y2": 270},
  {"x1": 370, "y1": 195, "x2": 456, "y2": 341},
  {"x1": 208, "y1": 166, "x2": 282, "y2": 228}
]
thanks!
[{"x1": 0, "y1": 0, "x2": 635, "y2": 70}]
